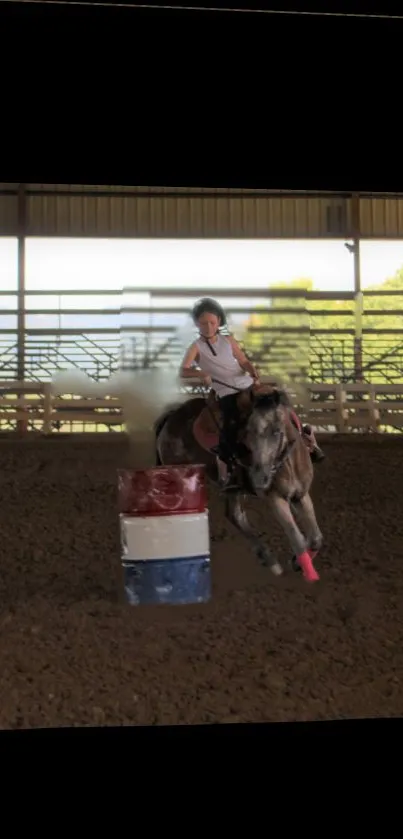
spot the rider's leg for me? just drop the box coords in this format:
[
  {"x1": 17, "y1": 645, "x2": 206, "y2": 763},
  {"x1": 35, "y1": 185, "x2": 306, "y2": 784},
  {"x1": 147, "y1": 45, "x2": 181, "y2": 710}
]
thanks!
[
  {"x1": 216, "y1": 455, "x2": 228, "y2": 483},
  {"x1": 210, "y1": 428, "x2": 232, "y2": 483},
  {"x1": 217, "y1": 431, "x2": 236, "y2": 487},
  {"x1": 217, "y1": 394, "x2": 239, "y2": 487},
  {"x1": 290, "y1": 410, "x2": 325, "y2": 463},
  {"x1": 302, "y1": 424, "x2": 325, "y2": 462}
]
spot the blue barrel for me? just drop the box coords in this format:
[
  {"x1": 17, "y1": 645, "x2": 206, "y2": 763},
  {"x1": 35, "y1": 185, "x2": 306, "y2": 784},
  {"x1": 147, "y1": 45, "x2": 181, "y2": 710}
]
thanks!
[
  {"x1": 123, "y1": 555, "x2": 211, "y2": 606},
  {"x1": 118, "y1": 465, "x2": 211, "y2": 606}
]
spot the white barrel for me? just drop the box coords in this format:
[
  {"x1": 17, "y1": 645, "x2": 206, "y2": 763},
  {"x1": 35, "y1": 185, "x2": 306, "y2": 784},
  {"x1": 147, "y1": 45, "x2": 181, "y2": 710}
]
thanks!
[{"x1": 121, "y1": 511, "x2": 210, "y2": 561}]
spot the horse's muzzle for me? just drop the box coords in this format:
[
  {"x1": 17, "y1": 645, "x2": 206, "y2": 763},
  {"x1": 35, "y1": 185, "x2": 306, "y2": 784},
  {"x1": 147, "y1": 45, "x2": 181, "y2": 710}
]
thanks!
[{"x1": 248, "y1": 464, "x2": 275, "y2": 494}]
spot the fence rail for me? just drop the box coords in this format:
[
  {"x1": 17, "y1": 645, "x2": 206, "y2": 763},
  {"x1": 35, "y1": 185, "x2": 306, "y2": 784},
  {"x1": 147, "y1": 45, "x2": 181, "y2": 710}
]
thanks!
[{"x1": 1, "y1": 378, "x2": 403, "y2": 434}]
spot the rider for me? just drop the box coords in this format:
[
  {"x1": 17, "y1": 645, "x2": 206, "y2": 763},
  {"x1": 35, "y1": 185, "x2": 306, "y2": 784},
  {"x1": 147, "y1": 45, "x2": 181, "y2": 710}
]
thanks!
[{"x1": 180, "y1": 297, "x2": 324, "y2": 489}]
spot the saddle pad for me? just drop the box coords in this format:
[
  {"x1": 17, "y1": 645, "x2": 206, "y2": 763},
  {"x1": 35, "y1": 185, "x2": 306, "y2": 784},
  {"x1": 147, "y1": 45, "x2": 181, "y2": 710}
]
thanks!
[{"x1": 193, "y1": 411, "x2": 219, "y2": 453}]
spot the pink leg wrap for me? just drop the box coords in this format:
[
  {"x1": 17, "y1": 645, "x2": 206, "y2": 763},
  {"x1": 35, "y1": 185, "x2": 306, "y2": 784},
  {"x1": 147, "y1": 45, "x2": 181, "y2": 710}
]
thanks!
[{"x1": 297, "y1": 550, "x2": 320, "y2": 582}]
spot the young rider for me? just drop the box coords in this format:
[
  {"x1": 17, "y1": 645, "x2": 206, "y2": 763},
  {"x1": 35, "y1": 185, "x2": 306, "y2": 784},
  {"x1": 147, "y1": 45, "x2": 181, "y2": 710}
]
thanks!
[{"x1": 180, "y1": 297, "x2": 324, "y2": 489}]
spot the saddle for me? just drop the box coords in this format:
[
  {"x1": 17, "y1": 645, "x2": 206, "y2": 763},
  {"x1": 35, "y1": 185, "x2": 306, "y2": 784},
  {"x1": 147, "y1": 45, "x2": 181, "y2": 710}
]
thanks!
[{"x1": 289, "y1": 409, "x2": 302, "y2": 435}]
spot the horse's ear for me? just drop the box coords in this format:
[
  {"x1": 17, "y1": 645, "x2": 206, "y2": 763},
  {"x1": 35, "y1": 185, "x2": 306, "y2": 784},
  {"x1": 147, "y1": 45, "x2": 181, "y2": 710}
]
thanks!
[
  {"x1": 276, "y1": 388, "x2": 291, "y2": 408},
  {"x1": 252, "y1": 382, "x2": 274, "y2": 398}
]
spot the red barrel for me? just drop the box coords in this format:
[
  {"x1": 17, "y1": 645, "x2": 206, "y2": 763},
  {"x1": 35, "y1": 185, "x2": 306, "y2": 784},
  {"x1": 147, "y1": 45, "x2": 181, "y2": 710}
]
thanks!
[{"x1": 118, "y1": 464, "x2": 207, "y2": 517}]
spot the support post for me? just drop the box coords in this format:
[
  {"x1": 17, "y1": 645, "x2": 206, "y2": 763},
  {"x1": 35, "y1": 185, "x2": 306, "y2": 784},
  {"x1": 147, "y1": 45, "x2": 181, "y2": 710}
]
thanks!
[
  {"x1": 17, "y1": 184, "x2": 27, "y2": 433},
  {"x1": 352, "y1": 193, "x2": 363, "y2": 381}
]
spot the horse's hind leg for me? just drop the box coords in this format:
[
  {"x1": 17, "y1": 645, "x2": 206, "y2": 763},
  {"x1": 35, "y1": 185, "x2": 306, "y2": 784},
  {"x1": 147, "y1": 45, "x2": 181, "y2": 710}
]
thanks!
[
  {"x1": 225, "y1": 494, "x2": 283, "y2": 577},
  {"x1": 267, "y1": 494, "x2": 320, "y2": 582}
]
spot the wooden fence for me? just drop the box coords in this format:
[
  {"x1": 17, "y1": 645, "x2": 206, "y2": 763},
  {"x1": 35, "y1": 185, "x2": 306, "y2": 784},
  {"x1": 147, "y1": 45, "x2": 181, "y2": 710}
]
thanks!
[{"x1": 1, "y1": 378, "x2": 403, "y2": 434}]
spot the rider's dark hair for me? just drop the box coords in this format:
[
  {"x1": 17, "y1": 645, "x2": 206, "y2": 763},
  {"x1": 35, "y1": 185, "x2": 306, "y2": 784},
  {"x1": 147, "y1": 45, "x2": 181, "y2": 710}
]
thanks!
[{"x1": 191, "y1": 297, "x2": 227, "y2": 327}]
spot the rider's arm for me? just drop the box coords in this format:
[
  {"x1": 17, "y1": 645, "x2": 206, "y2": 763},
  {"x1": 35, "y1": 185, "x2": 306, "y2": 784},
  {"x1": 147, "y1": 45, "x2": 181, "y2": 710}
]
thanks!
[
  {"x1": 228, "y1": 336, "x2": 259, "y2": 378},
  {"x1": 180, "y1": 343, "x2": 205, "y2": 380}
]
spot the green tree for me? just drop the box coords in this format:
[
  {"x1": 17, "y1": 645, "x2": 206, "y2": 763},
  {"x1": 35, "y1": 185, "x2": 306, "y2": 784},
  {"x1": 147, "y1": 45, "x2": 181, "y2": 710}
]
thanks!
[{"x1": 242, "y1": 267, "x2": 403, "y2": 383}]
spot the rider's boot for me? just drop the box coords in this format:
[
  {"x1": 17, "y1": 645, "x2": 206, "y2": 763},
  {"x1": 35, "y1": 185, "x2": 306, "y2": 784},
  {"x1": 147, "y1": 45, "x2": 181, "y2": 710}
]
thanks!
[
  {"x1": 218, "y1": 461, "x2": 239, "y2": 491},
  {"x1": 211, "y1": 443, "x2": 239, "y2": 490},
  {"x1": 302, "y1": 424, "x2": 325, "y2": 463}
]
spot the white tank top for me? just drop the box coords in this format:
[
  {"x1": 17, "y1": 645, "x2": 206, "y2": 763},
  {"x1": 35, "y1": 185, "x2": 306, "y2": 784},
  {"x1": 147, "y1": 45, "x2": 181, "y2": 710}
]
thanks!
[{"x1": 195, "y1": 334, "x2": 254, "y2": 398}]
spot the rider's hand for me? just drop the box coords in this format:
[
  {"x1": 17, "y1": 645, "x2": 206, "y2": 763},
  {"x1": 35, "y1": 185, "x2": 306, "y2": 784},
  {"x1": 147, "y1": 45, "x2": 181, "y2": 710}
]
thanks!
[{"x1": 200, "y1": 373, "x2": 212, "y2": 387}]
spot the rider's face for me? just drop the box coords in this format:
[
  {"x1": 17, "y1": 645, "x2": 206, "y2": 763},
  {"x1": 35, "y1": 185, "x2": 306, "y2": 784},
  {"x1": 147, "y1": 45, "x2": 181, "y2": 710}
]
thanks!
[{"x1": 197, "y1": 312, "x2": 221, "y2": 339}]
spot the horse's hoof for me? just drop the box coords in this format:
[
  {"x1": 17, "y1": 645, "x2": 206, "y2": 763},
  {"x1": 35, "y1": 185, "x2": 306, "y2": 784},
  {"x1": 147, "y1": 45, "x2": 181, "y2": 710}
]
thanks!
[
  {"x1": 310, "y1": 448, "x2": 325, "y2": 463},
  {"x1": 271, "y1": 562, "x2": 283, "y2": 577},
  {"x1": 291, "y1": 555, "x2": 302, "y2": 573}
]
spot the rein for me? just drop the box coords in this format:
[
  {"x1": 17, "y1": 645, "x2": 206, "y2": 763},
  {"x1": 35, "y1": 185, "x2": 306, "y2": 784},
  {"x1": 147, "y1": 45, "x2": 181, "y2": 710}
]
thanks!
[
  {"x1": 212, "y1": 377, "x2": 244, "y2": 392},
  {"x1": 194, "y1": 378, "x2": 298, "y2": 491},
  {"x1": 268, "y1": 432, "x2": 297, "y2": 481}
]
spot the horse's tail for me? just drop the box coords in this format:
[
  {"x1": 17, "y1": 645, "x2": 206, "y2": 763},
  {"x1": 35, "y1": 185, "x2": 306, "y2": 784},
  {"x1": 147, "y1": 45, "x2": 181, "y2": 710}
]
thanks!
[
  {"x1": 155, "y1": 444, "x2": 163, "y2": 467},
  {"x1": 154, "y1": 411, "x2": 171, "y2": 465},
  {"x1": 153, "y1": 403, "x2": 182, "y2": 465},
  {"x1": 154, "y1": 413, "x2": 170, "y2": 441}
]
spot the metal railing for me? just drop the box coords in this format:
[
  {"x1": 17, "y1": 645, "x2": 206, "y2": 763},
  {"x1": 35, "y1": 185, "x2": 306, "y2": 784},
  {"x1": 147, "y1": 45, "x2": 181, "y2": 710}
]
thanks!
[
  {"x1": 1, "y1": 332, "x2": 403, "y2": 385},
  {"x1": 1, "y1": 378, "x2": 402, "y2": 435},
  {"x1": 2, "y1": 286, "x2": 403, "y2": 385}
]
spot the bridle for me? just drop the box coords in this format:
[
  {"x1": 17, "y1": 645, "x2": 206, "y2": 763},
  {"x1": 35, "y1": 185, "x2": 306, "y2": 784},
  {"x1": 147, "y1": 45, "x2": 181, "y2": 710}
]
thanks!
[
  {"x1": 196, "y1": 377, "x2": 298, "y2": 486},
  {"x1": 266, "y1": 430, "x2": 297, "y2": 483}
]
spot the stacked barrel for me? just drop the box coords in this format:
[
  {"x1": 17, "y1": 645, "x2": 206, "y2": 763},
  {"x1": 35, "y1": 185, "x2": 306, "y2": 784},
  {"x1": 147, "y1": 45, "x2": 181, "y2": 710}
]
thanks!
[{"x1": 118, "y1": 465, "x2": 211, "y2": 605}]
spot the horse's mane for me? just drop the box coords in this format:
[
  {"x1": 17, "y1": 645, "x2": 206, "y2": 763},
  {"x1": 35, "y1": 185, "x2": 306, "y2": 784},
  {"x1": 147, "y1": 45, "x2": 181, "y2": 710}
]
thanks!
[{"x1": 245, "y1": 384, "x2": 292, "y2": 412}]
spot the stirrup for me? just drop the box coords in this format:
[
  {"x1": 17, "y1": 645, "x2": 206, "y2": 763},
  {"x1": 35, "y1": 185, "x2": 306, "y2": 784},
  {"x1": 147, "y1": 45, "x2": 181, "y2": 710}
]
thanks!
[
  {"x1": 218, "y1": 474, "x2": 239, "y2": 492},
  {"x1": 212, "y1": 445, "x2": 234, "y2": 464}
]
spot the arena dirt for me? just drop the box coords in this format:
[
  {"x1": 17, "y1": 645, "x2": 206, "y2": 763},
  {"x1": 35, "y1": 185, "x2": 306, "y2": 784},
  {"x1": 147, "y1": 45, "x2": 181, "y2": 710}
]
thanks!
[{"x1": 0, "y1": 433, "x2": 402, "y2": 729}]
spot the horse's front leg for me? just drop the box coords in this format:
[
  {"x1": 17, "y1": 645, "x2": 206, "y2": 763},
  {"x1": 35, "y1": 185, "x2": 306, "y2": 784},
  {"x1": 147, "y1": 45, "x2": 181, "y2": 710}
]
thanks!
[
  {"x1": 291, "y1": 492, "x2": 323, "y2": 571},
  {"x1": 267, "y1": 493, "x2": 320, "y2": 582},
  {"x1": 225, "y1": 493, "x2": 283, "y2": 577}
]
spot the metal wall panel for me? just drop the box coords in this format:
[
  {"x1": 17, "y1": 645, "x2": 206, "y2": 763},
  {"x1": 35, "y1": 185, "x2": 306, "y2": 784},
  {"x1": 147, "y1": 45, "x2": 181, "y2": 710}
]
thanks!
[
  {"x1": 0, "y1": 192, "x2": 18, "y2": 235},
  {"x1": 21, "y1": 192, "x2": 352, "y2": 238},
  {"x1": 2, "y1": 184, "x2": 402, "y2": 238},
  {"x1": 360, "y1": 197, "x2": 403, "y2": 237}
]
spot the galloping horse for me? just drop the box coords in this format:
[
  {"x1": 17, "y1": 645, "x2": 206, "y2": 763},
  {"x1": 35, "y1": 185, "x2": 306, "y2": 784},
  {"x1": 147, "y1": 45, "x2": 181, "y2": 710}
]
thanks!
[{"x1": 155, "y1": 382, "x2": 323, "y2": 582}]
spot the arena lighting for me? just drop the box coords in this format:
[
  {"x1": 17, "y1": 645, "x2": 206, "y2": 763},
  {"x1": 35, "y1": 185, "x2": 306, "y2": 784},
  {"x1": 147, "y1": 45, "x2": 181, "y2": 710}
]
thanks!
[{"x1": 2, "y1": 2, "x2": 403, "y2": 21}]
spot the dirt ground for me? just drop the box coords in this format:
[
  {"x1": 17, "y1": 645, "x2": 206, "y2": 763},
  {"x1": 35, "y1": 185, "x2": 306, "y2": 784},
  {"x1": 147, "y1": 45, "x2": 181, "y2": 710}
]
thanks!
[{"x1": 0, "y1": 432, "x2": 402, "y2": 729}]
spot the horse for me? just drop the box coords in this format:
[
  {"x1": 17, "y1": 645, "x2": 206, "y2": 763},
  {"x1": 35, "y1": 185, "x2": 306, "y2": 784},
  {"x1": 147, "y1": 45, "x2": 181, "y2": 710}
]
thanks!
[{"x1": 154, "y1": 382, "x2": 323, "y2": 582}]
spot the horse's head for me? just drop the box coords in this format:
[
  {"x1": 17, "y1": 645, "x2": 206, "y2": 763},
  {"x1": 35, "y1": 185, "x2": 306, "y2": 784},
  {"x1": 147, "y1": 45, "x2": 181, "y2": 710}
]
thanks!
[{"x1": 237, "y1": 385, "x2": 291, "y2": 493}]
